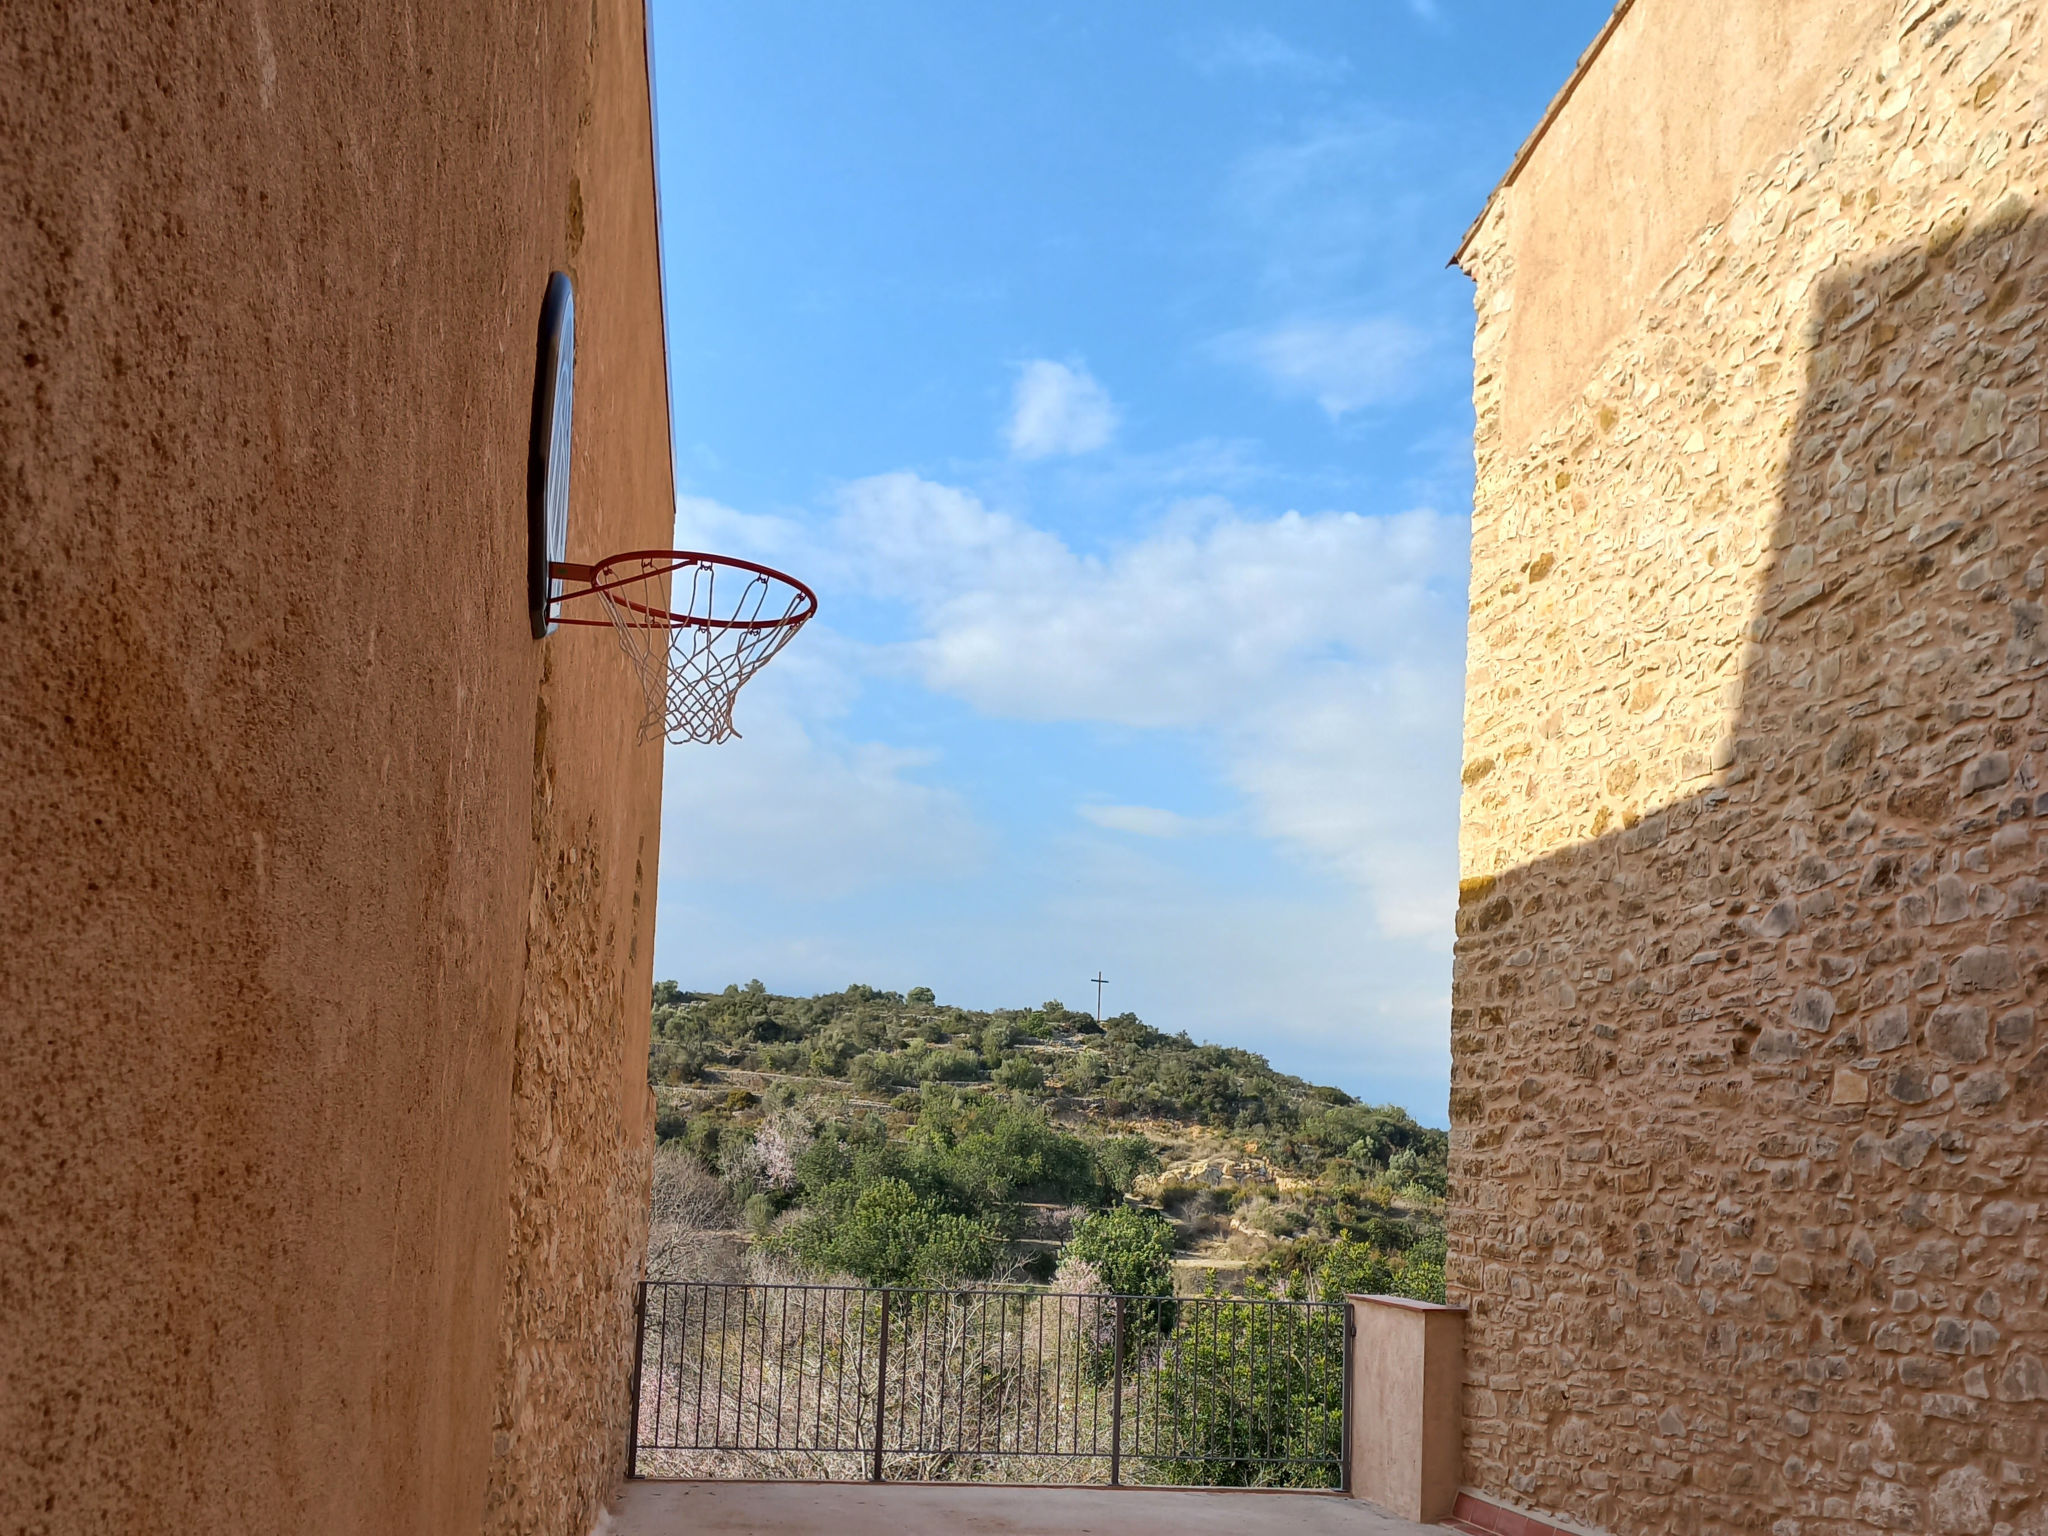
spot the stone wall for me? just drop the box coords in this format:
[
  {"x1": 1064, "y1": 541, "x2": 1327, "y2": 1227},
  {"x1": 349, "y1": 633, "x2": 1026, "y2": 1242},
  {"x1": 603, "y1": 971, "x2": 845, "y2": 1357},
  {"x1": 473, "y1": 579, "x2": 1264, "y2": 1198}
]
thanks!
[
  {"x1": 0, "y1": 3, "x2": 667, "y2": 1532},
  {"x1": 1451, "y1": 4, "x2": 2048, "y2": 1535}
]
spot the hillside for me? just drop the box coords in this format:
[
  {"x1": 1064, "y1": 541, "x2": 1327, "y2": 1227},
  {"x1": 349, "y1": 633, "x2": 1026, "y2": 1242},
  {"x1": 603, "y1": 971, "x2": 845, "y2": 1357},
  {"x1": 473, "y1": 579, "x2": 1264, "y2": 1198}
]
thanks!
[{"x1": 646, "y1": 980, "x2": 1447, "y2": 1301}]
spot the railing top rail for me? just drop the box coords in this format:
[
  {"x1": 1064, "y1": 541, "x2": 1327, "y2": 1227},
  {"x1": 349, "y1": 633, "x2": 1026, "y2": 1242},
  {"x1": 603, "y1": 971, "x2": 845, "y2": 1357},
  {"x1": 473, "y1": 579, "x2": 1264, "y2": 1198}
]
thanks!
[{"x1": 640, "y1": 1278, "x2": 1345, "y2": 1312}]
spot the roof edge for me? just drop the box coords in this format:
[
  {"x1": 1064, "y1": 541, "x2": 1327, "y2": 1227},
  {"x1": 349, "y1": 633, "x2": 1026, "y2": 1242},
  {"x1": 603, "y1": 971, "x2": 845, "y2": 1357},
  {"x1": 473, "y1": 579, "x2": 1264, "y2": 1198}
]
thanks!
[{"x1": 1449, "y1": 0, "x2": 1640, "y2": 271}]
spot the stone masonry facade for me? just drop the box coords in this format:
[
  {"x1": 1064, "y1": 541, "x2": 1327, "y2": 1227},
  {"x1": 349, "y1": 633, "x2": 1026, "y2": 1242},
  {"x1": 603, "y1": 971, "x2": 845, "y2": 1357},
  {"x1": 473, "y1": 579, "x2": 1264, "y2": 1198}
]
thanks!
[{"x1": 1451, "y1": 6, "x2": 2048, "y2": 1536}]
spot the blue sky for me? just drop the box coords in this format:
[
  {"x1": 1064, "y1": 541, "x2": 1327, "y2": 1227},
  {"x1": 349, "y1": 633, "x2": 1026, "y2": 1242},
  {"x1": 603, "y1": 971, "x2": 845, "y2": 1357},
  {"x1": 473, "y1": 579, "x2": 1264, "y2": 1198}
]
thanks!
[{"x1": 643, "y1": 2, "x2": 1610, "y2": 1124}]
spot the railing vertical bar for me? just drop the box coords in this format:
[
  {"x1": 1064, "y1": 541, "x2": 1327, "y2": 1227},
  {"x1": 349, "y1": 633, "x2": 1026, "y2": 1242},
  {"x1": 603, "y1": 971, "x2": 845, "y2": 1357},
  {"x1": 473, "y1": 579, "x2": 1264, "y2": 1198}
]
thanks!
[
  {"x1": 1089, "y1": 1296, "x2": 1101, "y2": 1467},
  {"x1": 1225, "y1": 1297, "x2": 1237, "y2": 1473},
  {"x1": 1108, "y1": 1296, "x2": 1125, "y2": 1487},
  {"x1": 954, "y1": 1292, "x2": 968, "y2": 1457},
  {"x1": 1132, "y1": 1295, "x2": 1144, "y2": 1466},
  {"x1": 965, "y1": 1292, "x2": 977, "y2": 1458},
  {"x1": 772, "y1": 1285, "x2": 790, "y2": 1448},
  {"x1": 625, "y1": 1282, "x2": 648, "y2": 1476},
  {"x1": 908, "y1": 1294, "x2": 925, "y2": 1459},
  {"x1": 740, "y1": 1284, "x2": 756, "y2": 1448},
  {"x1": 985, "y1": 1291, "x2": 998, "y2": 1455},
  {"x1": 754, "y1": 1286, "x2": 771, "y2": 1448},
  {"x1": 1339, "y1": 1301, "x2": 1354, "y2": 1491},
  {"x1": 691, "y1": 1283, "x2": 712, "y2": 1447},
  {"x1": 1050, "y1": 1294, "x2": 1065, "y2": 1457},
  {"x1": 845, "y1": 1287, "x2": 864, "y2": 1467},
  {"x1": 715, "y1": 1284, "x2": 733, "y2": 1446},
  {"x1": 1030, "y1": 1295, "x2": 1044, "y2": 1456},
  {"x1": 817, "y1": 1289, "x2": 833, "y2": 1456},
  {"x1": 986, "y1": 1293, "x2": 999, "y2": 1458},
  {"x1": 1253, "y1": 1302, "x2": 1269, "y2": 1482},
  {"x1": 647, "y1": 1284, "x2": 668, "y2": 1454},
  {"x1": 870, "y1": 1289, "x2": 891, "y2": 1481}
]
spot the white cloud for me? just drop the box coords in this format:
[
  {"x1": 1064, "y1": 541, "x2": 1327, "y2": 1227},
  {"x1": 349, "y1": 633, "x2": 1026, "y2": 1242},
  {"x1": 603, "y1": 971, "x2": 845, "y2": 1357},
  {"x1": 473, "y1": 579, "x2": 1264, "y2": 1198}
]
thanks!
[
  {"x1": 671, "y1": 492, "x2": 808, "y2": 566},
  {"x1": 1190, "y1": 26, "x2": 1351, "y2": 80},
  {"x1": 1228, "y1": 659, "x2": 1462, "y2": 935},
  {"x1": 1078, "y1": 803, "x2": 1219, "y2": 838},
  {"x1": 1005, "y1": 359, "x2": 1119, "y2": 459},
  {"x1": 830, "y1": 472, "x2": 1466, "y2": 932},
  {"x1": 1216, "y1": 315, "x2": 1429, "y2": 417},
  {"x1": 658, "y1": 637, "x2": 986, "y2": 901}
]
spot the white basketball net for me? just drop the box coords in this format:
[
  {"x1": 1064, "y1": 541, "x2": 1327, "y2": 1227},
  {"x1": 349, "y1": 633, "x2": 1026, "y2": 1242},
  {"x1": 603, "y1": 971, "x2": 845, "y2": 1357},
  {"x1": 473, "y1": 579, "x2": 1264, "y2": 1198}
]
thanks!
[{"x1": 573, "y1": 554, "x2": 813, "y2": 745}]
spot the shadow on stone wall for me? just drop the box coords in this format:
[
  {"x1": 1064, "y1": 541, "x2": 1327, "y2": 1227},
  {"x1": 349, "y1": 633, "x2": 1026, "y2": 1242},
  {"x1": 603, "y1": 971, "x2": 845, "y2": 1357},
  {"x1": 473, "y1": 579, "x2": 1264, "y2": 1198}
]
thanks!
[{"x1": 1450, "y1": 204, "x2": 2048, "y2": 1536}]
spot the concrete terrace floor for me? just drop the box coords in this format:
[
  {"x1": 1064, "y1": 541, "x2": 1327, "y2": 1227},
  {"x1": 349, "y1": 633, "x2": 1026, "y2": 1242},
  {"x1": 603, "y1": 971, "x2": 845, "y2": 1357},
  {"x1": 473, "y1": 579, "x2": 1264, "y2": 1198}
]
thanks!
[{"x1": 611, "y1": 1480, "x2": 1439, "y2": 1535}]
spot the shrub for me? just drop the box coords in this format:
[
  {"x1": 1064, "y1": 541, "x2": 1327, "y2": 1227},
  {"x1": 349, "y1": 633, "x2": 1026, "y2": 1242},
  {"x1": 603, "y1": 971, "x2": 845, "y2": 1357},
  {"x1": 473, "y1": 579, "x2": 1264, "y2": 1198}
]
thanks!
[
  {"x1": 807, "y1": 1037, "x2": 853, "y2": 1077},
  {"x1": 784, "y1": 1177, "x2": 996, "y2": 1286},
  {"x1": 653, "y1": 1102, "x2": 690, "y2": 1143},
  {"x1": 645, "y1": 1145, "x2": 739, "y2": 1282},
  {"x1": 1253, "y1": 1204, "x2": 1307, "y2": 1237},
  {"x1": 913, "y1": 1047, "x2": 981, "y2": 1083},
  {"x1": 993, "y1": 1055, "x2": 1044, "y2": 1091},
  {"x1": 1313, "y1": 1234, "x2": 1445, "y2": 1305},
  {"x1": 1143, "y1": 1302, "x2": 1343, "y2": 1487},
  {"x1": 1060, "y1": 1206, "x2": 1175, "y2": 1300},
  {"x1": 848, "y1": 1052, "x2": 897, "y2": 1094}
]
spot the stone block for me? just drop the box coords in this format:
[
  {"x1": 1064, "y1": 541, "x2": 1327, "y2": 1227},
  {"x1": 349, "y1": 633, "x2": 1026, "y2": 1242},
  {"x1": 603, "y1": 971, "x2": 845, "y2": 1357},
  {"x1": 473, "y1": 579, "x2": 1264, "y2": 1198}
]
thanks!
[{"x1": 1927, "y1": 1005, "x2": 1991, "y2": 1063}]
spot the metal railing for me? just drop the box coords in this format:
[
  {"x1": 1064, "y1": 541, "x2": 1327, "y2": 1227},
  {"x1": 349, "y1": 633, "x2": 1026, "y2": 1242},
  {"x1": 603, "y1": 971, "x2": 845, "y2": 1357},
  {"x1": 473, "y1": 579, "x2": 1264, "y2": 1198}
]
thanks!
[{"x1": 628, "y1": 1280, "x2": 1351, "y2": 1489}]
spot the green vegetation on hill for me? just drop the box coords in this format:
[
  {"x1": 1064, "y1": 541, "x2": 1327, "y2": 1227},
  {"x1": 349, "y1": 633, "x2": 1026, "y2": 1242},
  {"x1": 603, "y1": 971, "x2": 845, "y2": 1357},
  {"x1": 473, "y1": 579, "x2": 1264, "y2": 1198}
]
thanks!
[{"x1": 646, "y1": 980, "x2": 1447, "y2": 1302}]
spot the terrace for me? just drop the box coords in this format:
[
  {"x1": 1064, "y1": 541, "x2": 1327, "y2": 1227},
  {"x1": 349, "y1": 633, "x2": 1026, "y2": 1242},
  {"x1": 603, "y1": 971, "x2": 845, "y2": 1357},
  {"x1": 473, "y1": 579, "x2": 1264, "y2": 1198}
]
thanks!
[
  {"x1": 613, "y1": 1480, "x2": 1432, "y2": 1535},
  {"x1": 603, "y1": 1279, "x2": 1467, "y2": 1535}
]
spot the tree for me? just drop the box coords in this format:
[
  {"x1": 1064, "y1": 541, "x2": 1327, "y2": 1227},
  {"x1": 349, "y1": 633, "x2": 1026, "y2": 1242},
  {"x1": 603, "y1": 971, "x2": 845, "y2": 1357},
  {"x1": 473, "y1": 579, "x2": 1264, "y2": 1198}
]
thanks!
[
  {"x1": 1093, "y1": 1134, "x2": 1159, "y2": 1197},
  {"x1": 907, "y1": 985, "x2": 935, "y2": 1005}
]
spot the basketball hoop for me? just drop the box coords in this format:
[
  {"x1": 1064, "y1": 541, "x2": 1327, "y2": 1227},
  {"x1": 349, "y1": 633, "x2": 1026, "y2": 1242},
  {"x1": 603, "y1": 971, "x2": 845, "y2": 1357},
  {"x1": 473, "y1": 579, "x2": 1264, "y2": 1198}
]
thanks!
[
  {"x1": 548, "y1": 552, "x2": 817, "y2": 745},
  {"x1": 523, "y1": 271, "x2": 813, "y2": 745}
]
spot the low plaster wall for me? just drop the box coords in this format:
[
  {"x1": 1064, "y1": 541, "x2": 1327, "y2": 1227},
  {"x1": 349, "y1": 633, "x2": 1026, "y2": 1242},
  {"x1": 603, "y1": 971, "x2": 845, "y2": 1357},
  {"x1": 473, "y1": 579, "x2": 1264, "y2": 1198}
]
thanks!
[
  {"x1": 1347, "y1": 1295, "x2": 1465, "y2": 1523},
  {"x1": 0, "y1": 3, "x2": 669, "y2": 1532}
]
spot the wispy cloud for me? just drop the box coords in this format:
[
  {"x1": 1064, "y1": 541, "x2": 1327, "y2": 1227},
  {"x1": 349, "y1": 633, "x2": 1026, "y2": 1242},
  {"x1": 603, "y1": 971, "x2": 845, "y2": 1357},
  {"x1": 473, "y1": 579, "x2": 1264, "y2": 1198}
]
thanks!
[
  {"x1": 1187, "y1": 26, "x2": 1351, "y2": 81},
  {"x1": 1078, "y1": 803, "x2": 1221, "y2": 838},
  {"x1": 831, "y1": 472, "x2": 1466, "y2": 930},
  {"x1": 1006, "y1": 359, "x2": 1119, "y2": 459},
  {"x1": 1214, "y1": 315, "x2": 1431, "y2": 418},
  {"x1": 658, "y1": 636, "x2": 988, "y2": 901}
]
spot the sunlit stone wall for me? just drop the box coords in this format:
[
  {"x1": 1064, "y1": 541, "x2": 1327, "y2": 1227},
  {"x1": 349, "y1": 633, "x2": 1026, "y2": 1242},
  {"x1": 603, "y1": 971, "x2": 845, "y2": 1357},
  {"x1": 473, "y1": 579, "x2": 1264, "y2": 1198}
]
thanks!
[{"x1": 1450, "y1": 4, "x2": 2048, "y2": 1534}]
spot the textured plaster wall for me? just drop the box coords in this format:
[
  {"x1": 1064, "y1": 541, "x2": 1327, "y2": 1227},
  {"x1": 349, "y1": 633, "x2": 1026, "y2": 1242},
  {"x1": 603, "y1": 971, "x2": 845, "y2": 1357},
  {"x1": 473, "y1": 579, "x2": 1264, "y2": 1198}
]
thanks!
[
  {"x1": 0, "y1": 4, "x2": 667, "y2": 1534},
  {"x1": 1452, "y1": 4, "x2": 2048, "y2": 1536},
  {"x1": 1483, "y1": 0, "x2": 1879, "y2": 458}
]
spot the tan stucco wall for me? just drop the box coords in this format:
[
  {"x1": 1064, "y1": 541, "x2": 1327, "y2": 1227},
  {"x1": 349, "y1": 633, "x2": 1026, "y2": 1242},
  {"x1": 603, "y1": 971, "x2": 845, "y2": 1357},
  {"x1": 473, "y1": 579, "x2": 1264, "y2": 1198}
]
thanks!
[
  {"x1": 1453, "y1": 2, "x2": 2048, "y2": 1534},
  {"x1": 0, "y1": 4, "x2": 668, "y2": 1533},
  {"x1": 1477, "y1": 0, "x2": 1887, "y2": 458}
]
